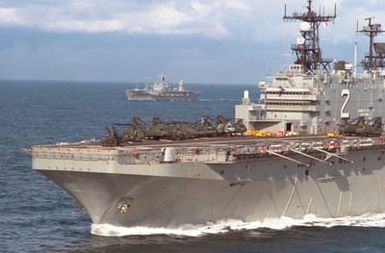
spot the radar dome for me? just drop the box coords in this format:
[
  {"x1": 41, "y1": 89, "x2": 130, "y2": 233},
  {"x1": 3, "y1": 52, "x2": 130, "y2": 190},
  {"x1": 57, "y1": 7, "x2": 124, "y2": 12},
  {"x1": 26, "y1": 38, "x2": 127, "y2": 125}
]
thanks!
[
  {"x1": 242, "y1": 90, "x2": 250, "y2": 105},
  {"x1": 300, "y1": 22, "x2": 311, "y2": 32},
  {"x1": 243, "y1": 90, "x2": 249, "y2": 98},
  {"x1": 296, "y1": 37, "x2": 305, "y2": 45}
]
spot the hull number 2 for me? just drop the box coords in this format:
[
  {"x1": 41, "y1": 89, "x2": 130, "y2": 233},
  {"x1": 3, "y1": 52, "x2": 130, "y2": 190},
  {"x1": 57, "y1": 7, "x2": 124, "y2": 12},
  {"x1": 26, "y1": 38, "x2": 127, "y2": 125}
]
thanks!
[{"x1": 341, "y1": 89, "x2": 350, "y2": 119}]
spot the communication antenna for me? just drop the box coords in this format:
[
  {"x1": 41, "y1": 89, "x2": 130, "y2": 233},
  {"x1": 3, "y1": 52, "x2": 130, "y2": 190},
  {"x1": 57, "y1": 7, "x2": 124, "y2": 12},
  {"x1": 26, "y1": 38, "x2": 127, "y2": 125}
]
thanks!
[
  {"x1": 357, "y1": 17, "x2": 385, "y2": 71},
  {"x1": 283, "y1": 0, "x2": 337, "y2": 73}
]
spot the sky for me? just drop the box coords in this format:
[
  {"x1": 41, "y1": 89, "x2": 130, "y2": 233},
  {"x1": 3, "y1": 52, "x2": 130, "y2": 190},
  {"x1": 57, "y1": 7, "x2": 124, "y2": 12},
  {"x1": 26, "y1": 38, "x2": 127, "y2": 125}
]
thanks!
[{"x1": 0, "y1": 0, "x2": 384, "y2": 84}]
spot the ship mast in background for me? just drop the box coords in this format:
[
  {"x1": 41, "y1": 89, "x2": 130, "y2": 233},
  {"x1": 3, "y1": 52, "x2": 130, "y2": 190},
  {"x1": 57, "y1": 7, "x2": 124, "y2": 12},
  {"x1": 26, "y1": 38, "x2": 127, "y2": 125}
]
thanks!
[
  {"x1": 283, "y1": 0, "x2": 336, "y2": 73},
  {"x1": 357, "y1": 17, "x2": 385, "y2": 71}
]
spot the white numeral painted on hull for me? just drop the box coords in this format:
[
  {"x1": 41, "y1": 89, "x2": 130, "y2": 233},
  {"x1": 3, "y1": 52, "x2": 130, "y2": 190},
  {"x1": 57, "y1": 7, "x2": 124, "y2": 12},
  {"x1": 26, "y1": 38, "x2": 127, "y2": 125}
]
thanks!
[{"x1": 341, "y1": 89, "x2": 350, "y2": 119}]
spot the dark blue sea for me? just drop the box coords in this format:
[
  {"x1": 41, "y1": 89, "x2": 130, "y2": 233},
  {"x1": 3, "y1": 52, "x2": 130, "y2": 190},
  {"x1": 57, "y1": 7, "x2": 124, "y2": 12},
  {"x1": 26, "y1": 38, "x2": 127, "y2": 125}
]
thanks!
[{"x1": 1, "y1": 80, "x2": 385, "y2": 253}]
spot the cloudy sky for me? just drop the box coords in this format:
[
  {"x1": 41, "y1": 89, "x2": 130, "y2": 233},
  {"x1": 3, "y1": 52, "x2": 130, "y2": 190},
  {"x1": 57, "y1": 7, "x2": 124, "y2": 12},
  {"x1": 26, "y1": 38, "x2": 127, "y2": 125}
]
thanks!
[{"x1": 0, "y1": 0, "x2": 384, "y2": 84}]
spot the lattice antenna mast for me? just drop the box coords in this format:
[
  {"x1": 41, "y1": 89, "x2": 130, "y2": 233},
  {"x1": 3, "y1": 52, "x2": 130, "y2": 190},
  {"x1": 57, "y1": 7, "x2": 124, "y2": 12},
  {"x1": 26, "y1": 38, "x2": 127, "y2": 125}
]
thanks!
[
  {"x1": 283, "y1": 0, "x2": 336, "y2": 73},
  {"x1": 357, "y1": 17, "x2": 385, "y2": 71}
]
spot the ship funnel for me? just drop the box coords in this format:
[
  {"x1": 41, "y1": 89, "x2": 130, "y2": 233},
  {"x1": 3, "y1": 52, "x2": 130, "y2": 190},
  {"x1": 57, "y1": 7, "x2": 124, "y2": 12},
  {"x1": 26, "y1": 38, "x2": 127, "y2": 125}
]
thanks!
[{"x1": 242, "y1": 90, "x2": 250, "y2": 105}]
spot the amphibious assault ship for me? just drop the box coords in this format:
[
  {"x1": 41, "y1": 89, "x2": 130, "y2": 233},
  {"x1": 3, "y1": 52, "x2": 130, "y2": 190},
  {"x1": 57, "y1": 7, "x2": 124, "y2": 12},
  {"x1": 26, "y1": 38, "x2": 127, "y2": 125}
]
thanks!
[
  {"x1": 126, "y1": 75, "x2": 199, "y2": 101},
  {"x1": 30, "y1": 1, "x2": 385, "y2": 231}
]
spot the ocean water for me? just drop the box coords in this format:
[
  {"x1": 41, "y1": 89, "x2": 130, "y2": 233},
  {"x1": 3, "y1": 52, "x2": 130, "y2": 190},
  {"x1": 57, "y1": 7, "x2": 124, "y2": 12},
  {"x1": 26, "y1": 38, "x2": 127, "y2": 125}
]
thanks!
[{"x1": 1, "y1": 80, "x2": 385, "y2": 253}]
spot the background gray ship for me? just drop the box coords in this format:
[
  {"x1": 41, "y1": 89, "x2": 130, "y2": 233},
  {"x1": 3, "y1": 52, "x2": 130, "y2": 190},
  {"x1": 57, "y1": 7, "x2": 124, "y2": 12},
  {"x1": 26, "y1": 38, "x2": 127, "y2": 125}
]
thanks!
[
  {"x1": 126, "y1": 75, "x2": 199, "y2": 101},
  {"x1": 30, "y1": 0, "x2": 385, "y2": 232}
]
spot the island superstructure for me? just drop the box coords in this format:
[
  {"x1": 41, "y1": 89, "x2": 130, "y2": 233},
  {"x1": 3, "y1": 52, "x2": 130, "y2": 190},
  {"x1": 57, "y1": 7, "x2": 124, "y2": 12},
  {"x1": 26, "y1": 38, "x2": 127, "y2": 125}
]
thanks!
[
  {"x1": 29, "y1": 0, "x2": 385, "y2": 231},
  {"x1": 236, "y1": 2, "x2": 384, "y2": 135}
]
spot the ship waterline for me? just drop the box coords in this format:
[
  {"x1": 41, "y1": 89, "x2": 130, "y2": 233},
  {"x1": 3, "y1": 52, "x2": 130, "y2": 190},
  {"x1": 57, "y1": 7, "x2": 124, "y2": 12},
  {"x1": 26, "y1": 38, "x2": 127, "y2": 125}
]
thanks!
[
  {"x1": 33, "y1": 143, "x2": 385, "y2": 228},
  {"x1": 126, "y1": 89, "x2": 199, "y2": 102}
]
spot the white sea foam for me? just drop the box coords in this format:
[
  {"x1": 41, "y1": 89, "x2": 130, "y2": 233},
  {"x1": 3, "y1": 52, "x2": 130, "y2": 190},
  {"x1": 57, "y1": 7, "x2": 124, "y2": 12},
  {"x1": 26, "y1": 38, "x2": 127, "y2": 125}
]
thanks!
[
  {"x1": 199, "y1": 98, "x2": 239, "y2": 102},
  {"x1": 91, "y1": 213, "x2": 385, "y2": 237}
]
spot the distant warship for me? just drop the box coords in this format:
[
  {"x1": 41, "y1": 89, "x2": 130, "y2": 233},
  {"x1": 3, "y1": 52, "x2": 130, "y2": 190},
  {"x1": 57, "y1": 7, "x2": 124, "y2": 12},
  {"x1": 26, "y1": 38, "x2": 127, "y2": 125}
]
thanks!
[
  {"x1": 29, "y1": 0, "x2": 385, "y2": 232},
  {"x1": 126, "y1": 75, "x2": 199, "y2": 101}
]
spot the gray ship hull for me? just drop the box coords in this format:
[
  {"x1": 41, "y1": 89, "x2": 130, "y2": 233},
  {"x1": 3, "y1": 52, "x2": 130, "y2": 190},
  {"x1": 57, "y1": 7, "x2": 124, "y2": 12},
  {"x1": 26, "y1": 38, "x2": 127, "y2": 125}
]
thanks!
[
  {"x1": 126, "y1": 89, "x2": 199, "y2": 102},
  {"x1": 35, "y1": 147, "x2": 385, "y2": 228},
  {"x1": 126, "y1": 89, "x2": 155, "y2": 101}
]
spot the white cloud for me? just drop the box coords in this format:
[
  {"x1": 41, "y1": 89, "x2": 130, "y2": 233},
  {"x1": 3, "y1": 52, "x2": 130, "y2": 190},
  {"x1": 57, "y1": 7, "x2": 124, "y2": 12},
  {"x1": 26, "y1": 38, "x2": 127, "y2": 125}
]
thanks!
[
  {"x1": 117, "y1": 3, "x2": 193, "y2": 34},
  {"x1": 317, "y1": 0, "x2": 385, "y2": 44},
  {"x1": 44, "y1": 19, "x2": 125, "y2": 33},
  {"x1": 0, "y1": 0, "x2": 384, "y2": 43},
  {"x1": 221, "y1": 1, "x2": 251, "y2": 12},
  {"x1": 0, "y1": 0, "x2": 254, "y2": 38},
  {"x1": 191, "y1": 1, "x2": 212, "y2": 15},
  {"x1": 0, "y1": 7, "x2": 23, "y2": 24}
]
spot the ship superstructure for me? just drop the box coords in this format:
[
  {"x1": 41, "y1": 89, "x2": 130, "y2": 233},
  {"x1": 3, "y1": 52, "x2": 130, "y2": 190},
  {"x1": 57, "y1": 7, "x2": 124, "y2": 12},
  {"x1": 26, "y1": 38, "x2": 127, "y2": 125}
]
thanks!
[
  {"x1": 236, "y1": 1, "x2": 385, "y2": 136},
  {"x1": 126, "y1": 75, "x2": 199, "y2": 102},
  {"x1": 29, "y1": 0, "x2": 385, "y2": 232}
]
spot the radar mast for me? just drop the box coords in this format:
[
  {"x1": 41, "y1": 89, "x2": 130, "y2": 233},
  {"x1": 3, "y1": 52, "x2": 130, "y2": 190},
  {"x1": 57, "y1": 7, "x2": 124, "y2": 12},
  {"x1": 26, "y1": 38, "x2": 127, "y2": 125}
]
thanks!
[
  {"x1": 283, "y1": 0, "x2": 336, "y2": 73},
  {"x1": 357, "y1": 17, "x2": 385, "y2": 71}
]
